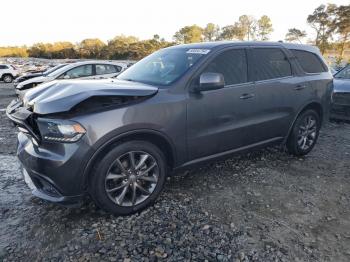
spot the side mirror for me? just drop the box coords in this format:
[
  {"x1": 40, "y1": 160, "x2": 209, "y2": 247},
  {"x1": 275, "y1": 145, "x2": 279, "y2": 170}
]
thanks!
[
  {"x1": 194, "y1": 72, "x2": 225, "y2": 92},
  {"x1": 63, "y1": 75, "x2": 70, "y2": 79}
]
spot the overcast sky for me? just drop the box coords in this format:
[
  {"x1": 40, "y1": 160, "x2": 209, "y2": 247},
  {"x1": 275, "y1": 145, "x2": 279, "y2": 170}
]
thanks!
[{"x1": 1, "y1": 0, "x2": 349, "y2": 46}]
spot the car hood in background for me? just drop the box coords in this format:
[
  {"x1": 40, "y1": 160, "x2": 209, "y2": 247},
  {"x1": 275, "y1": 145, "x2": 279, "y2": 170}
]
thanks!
[
  {"x1": 333, "y1": 78, "x2": 350, "y2": 93},
  {"x1": 23, "y1": 79, "x2": 158, "y2": 114},
  {"x1": 16, "y1": 72, "x2": 43, "y2": 81},
  {"x1": 16, "y1": 75, "x2": 53, "y2": 90}
]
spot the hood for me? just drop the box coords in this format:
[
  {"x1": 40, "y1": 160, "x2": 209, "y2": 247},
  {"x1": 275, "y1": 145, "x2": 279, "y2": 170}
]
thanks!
[
  {"x1": 16, "y1": 75, "x2": 52, "y2": 90},
  {"x1": 19, "y1": 72, "x2": 43, "y2": 79},
  {"x1": 333, "y1": 78, "x2": 350, "y2": 93},
  {"x1": 23, "y1": 79, "x2": 158, "y2": 115}
]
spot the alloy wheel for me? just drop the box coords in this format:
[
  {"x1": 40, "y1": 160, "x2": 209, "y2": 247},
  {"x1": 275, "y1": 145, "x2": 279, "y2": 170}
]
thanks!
[
  {"x1": 104, "y1": 151, "x2": 159, "y2": 207},
  {"x1": 297, "y1": 115, "x2": 317, "y2": 151}
]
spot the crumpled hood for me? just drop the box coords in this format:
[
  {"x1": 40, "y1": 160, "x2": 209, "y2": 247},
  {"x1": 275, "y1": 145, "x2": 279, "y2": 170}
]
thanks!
[
  {"x1": 23, "y1": 79, "x2": 158, "y2": 114},
  {"x1": 333, "y1": 79, "x2": 350, "y2": 93}
]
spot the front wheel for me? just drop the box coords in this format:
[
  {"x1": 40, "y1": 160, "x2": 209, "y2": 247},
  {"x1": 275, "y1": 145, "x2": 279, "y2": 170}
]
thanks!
[
  {"x1": 287, "y1": 109, "x2": 320, "y2": 156},
  {"x1": 89, "y1": 141, "x2": 167, "y2": 215}
]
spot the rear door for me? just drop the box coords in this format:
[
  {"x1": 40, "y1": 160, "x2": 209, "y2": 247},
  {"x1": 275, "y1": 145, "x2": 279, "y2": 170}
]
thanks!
[
  {"x1": 187, "y1": 48, "x2": 259, "y2": 160},
  {"x1": 249, "y1": 47, "x2": 299, "y2": 140},
  {"x1": 58, "y1": 64, "x2": 94, "y2": 80},
  {"x1": 94, "y1": 64, "x2": 120, "y2": 79}
]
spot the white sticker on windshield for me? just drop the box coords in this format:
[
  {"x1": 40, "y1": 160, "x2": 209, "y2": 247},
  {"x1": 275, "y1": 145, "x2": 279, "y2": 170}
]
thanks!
[{"x1": 186, "y1": 49, "x2": 211, "y2": 55}]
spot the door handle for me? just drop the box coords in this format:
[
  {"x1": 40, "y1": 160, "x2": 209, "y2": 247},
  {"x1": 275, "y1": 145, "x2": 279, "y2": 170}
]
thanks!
[
  {"x1": 294, "y1": 84, "x2": 307, "y2": 90},
  {"x1": 239, "y1": 93, "x2": 255, "y2": 99}
]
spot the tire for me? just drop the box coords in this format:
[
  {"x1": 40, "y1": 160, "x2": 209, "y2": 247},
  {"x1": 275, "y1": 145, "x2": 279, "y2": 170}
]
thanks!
[
  {"x1": 287, "y1": 109, "x2": 320, "y2": 156},
  {"x1": 3, "y1": 74, "x2": 13, "y2": 83},
  {"x1": 89, "y1": 140, "x2": 167, "y2": 215}
]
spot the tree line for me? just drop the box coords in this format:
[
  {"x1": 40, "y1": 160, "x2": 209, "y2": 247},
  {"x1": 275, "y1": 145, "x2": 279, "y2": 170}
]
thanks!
[{"x1": 0, "y1": 4, "x2": 348, "y2": 62}]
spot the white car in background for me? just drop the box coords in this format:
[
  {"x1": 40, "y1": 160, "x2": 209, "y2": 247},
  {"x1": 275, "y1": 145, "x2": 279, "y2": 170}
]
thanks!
[
  {"x1": 15, "y1": 61, "x2": 127, "y2": 92},
  {"x1": 0, "y1": 64, "x2": 19, "y2": 83}
]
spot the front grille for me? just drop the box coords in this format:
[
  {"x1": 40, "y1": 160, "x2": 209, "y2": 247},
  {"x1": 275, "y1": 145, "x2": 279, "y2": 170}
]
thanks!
[
  {"x1": 332, "y1": 92, "x2": 350, "y2": 106},
  {"x1": 6, "y1": 100, "x2": 41, "y2": 141}
]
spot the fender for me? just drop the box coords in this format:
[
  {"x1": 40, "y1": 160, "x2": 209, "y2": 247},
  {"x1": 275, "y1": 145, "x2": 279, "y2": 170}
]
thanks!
[
  {"x1": 283, "y1": 100, "x2": 323, "y2": 144},
  {"x1": 82, "y1": 128, "x2": 177, "y2": 187}
]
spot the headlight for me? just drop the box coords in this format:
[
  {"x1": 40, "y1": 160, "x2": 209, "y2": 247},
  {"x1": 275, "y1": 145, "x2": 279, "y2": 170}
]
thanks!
[{"x1": 37, "y1": 118, "x2": 86, "y2": 143}]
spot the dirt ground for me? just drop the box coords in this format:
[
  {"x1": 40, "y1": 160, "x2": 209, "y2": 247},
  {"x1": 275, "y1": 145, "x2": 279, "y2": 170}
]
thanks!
[{"x1": 0, "y1": 83, "x2": 349, "y2": 262}]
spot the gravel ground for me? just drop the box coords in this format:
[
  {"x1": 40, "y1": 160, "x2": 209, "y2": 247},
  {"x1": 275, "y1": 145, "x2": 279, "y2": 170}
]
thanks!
[{"x1": 1, "y1": 83, "x2": 350, "y2": 262}]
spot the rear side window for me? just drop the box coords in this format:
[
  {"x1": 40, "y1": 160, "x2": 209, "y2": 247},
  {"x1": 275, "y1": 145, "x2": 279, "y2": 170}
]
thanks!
[
  {"x1": 62, "y1": 65, "x2": 93, "y2": 79},
  {"x1": 0, "y1": 65, "x2": 8, "y2": 69},
  {"x1": 203, "y1": 49, "x2": 248, "y2": 85},
  {"x1": 252, "y1": 48, "x2": 292, "y2": 81},
  {"x1": 291, "y1": 49, "x2": 327, "y2": 73},
  {"x1": 96, "y1": 64, "x2": 118, "y2": 75}
]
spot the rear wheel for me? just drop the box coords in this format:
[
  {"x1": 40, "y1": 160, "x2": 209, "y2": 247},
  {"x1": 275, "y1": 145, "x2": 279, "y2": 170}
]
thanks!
[
  {"x1": 287, "y1": 109, "x2": 320, "y2": 156},
  {"x1": 3, "y1": 74, "x2": 13, "y2": 83},
  {"x1": 89, "y1": 141, "x2": 167, "y2": 215}
]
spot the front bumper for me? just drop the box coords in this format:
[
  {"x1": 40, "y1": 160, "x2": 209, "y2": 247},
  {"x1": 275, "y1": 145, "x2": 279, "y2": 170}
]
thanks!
[
  {"x1": 22, "y1": 167, "x2": 84, "y2": 207},
  {"x1": 16, "y1": 131, "x2": 90, "y2": 206},
  {"x1": 7, "y1": 100, "x2": 91, "y2": 206}
]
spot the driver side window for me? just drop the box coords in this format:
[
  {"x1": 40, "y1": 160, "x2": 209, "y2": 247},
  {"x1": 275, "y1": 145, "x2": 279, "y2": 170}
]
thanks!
[
  {"x1": 61, "y1": 65, "x2": 93, "y2": 79},
  {"x1": 203, "y1": 49, "x2": 248, "y2": 86}
]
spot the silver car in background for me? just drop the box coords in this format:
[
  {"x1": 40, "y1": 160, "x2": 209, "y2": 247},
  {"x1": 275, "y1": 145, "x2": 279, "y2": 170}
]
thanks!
[{"x1": 15, "y1": 61, "x2": 127, "y2": 93}]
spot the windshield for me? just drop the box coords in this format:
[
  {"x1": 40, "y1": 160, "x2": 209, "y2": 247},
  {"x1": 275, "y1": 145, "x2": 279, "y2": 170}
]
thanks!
[
  {"x1": 47, "y1": 63, "x2": 74, "y2": 77},
  {"x1": 334, "y1": 65, "x2": 350, "y2": 79},
  {"x1": 44, "y1": 64, "x2": 67, "y2": 76},
  {"x1": 117, "y1": 48, "x2": 209, "y2": 86}
]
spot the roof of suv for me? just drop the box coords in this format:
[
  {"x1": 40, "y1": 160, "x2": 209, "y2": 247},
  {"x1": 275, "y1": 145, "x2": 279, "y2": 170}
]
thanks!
[{"x1": 168, "y1": 41, "x2": 321, "y2": 54}]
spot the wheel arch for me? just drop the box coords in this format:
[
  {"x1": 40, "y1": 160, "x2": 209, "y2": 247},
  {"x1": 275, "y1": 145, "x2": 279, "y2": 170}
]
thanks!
[
  {"x1": 284, "y1": 101, "x2": 324, "y2": 144},
  {"x1": 83, "y1": 129, "x2": 177, "y2": 190},
  {"x1": 1, "y1": 73, "x2": 13, "y2": 80}
]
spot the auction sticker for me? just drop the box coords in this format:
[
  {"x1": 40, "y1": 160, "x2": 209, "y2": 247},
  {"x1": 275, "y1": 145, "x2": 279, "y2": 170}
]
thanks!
[{"x1": 186, "y1": 49, "x2": 211, "y2": 54}]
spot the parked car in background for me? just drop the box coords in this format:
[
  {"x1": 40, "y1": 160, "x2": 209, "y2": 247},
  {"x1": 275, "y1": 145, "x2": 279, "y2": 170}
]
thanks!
[
  {"x1": 330, "y1": 67, "x2": 338, "y2": 75},
  {"x1": 15, "y1": 61, "x2": 127, "y2": 92},
  {"x1": 331, "y1": 64, "x2": 350, "y2": 120},
  {"x1": 13, "y1": 63, "x2": 68, "y2": 87},
  {"x1": 0, "y1": 64, "x2": 19, "y2": 83},
  {"x1": 7, "y1": 42, "x2": 332, "y2": 215}
]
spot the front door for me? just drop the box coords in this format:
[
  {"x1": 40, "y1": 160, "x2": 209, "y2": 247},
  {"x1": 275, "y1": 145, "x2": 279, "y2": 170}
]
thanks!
[{"x1": 187, "y1": 48, "x2": 258, "y2": 160}]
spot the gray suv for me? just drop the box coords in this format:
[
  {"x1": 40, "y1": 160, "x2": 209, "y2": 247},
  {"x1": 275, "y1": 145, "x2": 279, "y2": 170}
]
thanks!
[{"x1": 7, "y1": 42, "x2": 333, "y2": 215}]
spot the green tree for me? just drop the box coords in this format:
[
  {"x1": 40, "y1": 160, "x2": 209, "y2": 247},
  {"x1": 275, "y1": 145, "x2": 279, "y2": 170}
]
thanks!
[
  {"x1": 78, "y1": 38, "x2": 106, "y2": 58},
  {"x1": 203, "y1": 23, "x2": 220, "y2": 41},
  {"x1": 173, "y1": 25, "x2": 203, "y2": 43},
  {"x1": 219, "y1": 23, "x2": 246, "y2": 40},
  {"x1": 285, "y1": 28, "x2": 307, "y2": 43},
  {"x1": 307, "y1": 4, "x2": 337, "y2": 54},
  {"x1": 334, "y1": 5, "x2": 350, "y2": 59},
  {"x1": 257, "y1": 15, "x2": 273, "y2": 40},
  {"x1": 238, "y1": 15, "x2": 257, "y2": 40},
  {"x1": 0, "y1": 46, "x2": 28, "y2": 57},
  {"x1": 105, "y1": 35, "x2": 139, "y2": 59}
]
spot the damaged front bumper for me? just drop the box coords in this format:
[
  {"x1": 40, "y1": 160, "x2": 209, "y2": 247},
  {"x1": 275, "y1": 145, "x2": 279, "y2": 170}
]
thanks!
[{"x1": 6, "y1": 99, "x2": 89, "y2": 206}]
